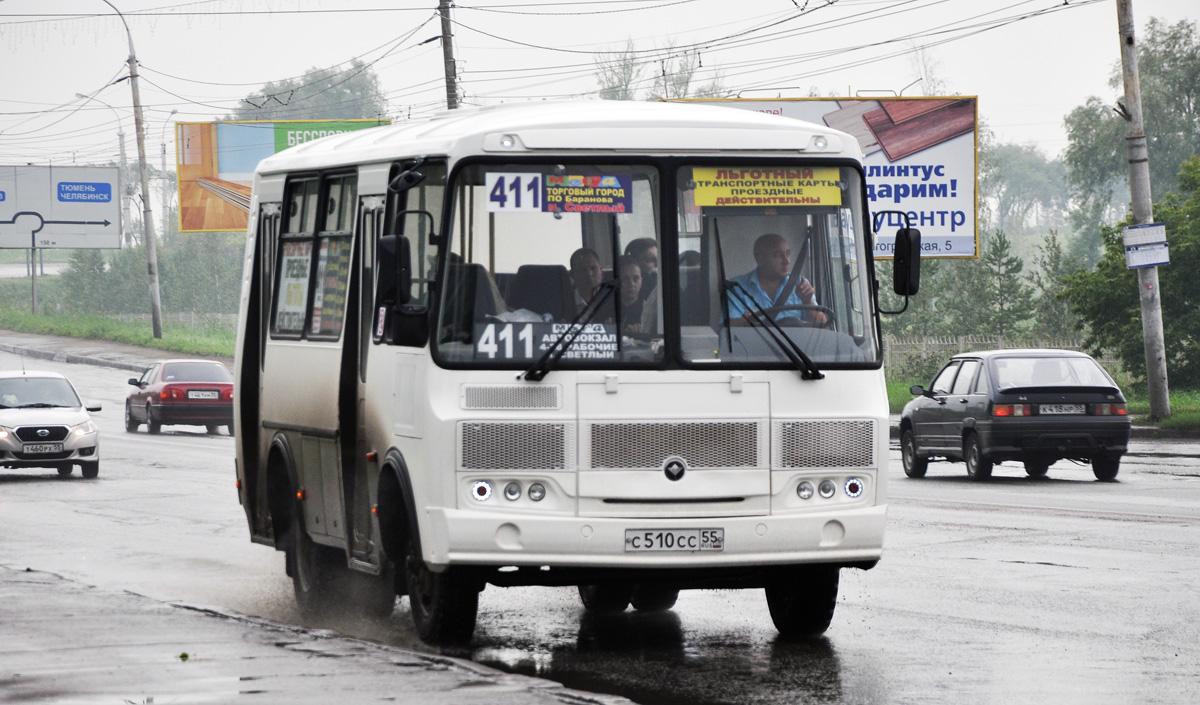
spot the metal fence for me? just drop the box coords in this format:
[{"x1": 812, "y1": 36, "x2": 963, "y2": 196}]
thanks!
[
  {"x1": 111, "y1": 312, "x2": 238, "y2": 333},
  {"x1": 883, "y1": 335, "x2": 1124, "y2": 382}
]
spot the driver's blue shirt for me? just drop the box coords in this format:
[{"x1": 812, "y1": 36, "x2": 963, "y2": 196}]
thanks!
[{"x1": 726, "y1": 269, "x2": 812, "y2": 322}]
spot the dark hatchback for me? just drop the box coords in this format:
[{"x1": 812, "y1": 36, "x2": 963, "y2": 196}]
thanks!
[{"x1": 899, "y1": 349, "x2": 1131, "y2": 481}]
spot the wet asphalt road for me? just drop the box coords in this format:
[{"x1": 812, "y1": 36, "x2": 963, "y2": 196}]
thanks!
[{"x1": 2, "y1": 351, "x2": 1199, "y2": 705}]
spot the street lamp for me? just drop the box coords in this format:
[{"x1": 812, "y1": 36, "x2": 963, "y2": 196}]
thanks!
[
  {"x1": 160, "y1": 109, "x2": 178, "y2": 237},
  {"x1": 99, "y1": 0, "x2": 165, "y2": 338},
  {"x1": 76, "y1": 92, "x2": 131, "y2": 247}
]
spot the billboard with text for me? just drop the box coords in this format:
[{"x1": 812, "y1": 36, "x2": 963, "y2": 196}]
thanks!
[
  {"x1": 175, "y1": 119, "x2": 389, "y2": 232},
  {"x1": 679, "y1": 98, "x2": 978, "y2": 258},
  {"x1": 0, "y1": 165, "x2": 121, "y2": 249}
]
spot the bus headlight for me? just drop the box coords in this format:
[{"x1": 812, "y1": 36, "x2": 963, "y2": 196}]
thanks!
[
  {"x1": 471, "y1": 481, "x2": 492, "y2": 501},
  {"x1": 818, "y1": 480, "x2": 836, "y2": 499},
  {"x1": 796, "y1": 481, "x2": 815, "y2": 500},
  {"x1": 503, "y1": 482, "x2": 522, "y2": 501},
  {"x1": 844, "y1": 477, "x2": 864, "y2": 498},
  {"x1": 528, "y1": 483, "x2": 546, "y2": 502}
]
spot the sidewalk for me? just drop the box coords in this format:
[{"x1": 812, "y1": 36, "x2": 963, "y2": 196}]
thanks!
[
  {"x1": 0, "y1": 328, "x2": 230, "y2": 373},
  {"x1": 1, "y1": 566, "x2": 628, "y2": 705}
]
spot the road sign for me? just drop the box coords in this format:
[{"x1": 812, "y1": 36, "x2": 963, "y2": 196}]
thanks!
[{"x1": 0, "y1": 165, "x2": 122, "y2": 249}]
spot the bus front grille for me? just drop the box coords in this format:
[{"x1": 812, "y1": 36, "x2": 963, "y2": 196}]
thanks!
[
  {"x1": 585, "y1": 421, "x2": 763, "y2": 470},
  {"x1": 462, "y1": 384, "x2": 561, "y2": 410},
  {"x1": 460, "y1": 422, "x2": 571, "y2": 470},
  {"x1": 774, "y1": 420, "x2": 875, "y2": 468}
]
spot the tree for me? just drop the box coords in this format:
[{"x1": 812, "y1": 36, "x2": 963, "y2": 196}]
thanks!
[
  {"x1": 980, "y1": 143, "x2": 1069, "y2": 241},
  {"x1": 1064, "y1": 19, "x2": 1200, "y2": 247},
  {"x1": 940, "y1": 231, "x2": 1032, "y2": 338},
  {"x1": 593, "y1": 42, "x2": 724, "y2": 101},
  {"x1": 1026, "y1": 230, "x2": 1085, "y2": 338},
  {"x1": 229, "y1": 60, "x2": 388, "y2": 121},
  {"x1": 1062, "y1": 157, "x2": 1200, "y2": 389},
  {"x1": 595, "y1": 42, "x2": 643, "y2": 101}
]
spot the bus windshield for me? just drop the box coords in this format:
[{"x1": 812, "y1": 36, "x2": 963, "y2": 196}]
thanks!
[
  {"x1": 675, "y1": 165, "x2": 878, "y2": 367},
  {"x1": 435, "y1": 162, "x2": 664, "y2": 367}
]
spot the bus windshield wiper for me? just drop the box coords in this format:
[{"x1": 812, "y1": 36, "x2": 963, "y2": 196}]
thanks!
[
  {"x1": 724, "y1": 280, "x2": 824, "y2": 381},
  {"x1": 522, "y1": 281, "x2": 617, "y2": 382}
]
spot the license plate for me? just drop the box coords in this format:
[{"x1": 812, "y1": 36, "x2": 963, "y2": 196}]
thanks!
[
  {"x1": 625, "y1": 528, "x2": 724, "y2": 552},
  {"x1": 1040, "y1": 403, "x2": 1085, "y2": 415},
  {"x1": 23, "y1": 443, "x2": 63, "y2": 454},
  {"x1": 188, "y1": 390, "x2": 219, "y2": 400}
]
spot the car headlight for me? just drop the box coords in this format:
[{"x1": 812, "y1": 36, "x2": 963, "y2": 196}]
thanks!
[
  {"x1": 0, "y1": 426, "x2": 10, "y2": 440},
  {"x1": 73, "y1": 420, "x2": 97, "y2": 436}
]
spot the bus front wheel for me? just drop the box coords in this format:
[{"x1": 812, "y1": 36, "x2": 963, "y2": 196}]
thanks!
[
  {"x1": 404, "y1": 536, "x2": 478, "y2": 645},
  {"x1": 765, "y1": 565, "x2": 839, "y2": 638}
]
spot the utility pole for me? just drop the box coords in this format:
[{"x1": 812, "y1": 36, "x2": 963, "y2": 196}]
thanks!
[
  {"x1": 104, "y1": 0, "x2": 165, "y2": 338},
  {"x1": 438, "y1": 0, "x2": 459, "y2": 110},
  {"x1": 1116, "y1": 0, "x2": 1169, "y2": 418}
]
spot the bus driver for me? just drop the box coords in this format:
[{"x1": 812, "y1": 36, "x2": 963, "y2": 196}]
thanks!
[{"x1": 727, "y1": 233, "x2": 827, "y2": 327}]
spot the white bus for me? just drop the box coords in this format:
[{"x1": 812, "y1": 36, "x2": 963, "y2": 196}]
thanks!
[{"x1": 234, "y1": 100, "x2": 920, "y2": 645}]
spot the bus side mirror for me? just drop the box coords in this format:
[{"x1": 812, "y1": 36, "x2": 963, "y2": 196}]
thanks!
[
  {"x1": 376, "y1": 234, "x2": 412, "y2": 306},
  {"x1": 893, "y1": 227, "x2": 921, "y2": 296}
]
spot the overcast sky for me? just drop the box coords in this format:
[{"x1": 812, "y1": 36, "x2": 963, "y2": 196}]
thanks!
[{"x1": 1, "y1": 0, "x2": 1196, "y2": 168}]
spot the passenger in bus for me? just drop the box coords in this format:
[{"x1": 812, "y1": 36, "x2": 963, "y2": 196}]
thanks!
[
  {"x1": 617, "y1": 255, "x2": 644, "y2": 334},
  {"x1": 624, "y1": 238, "x2": 658, "y2": 305},
  {"x1": 727, "y1": 233, "x2": 827, "y2": 327},
  {"x1": 569, "y1": 247, "x2": 608, "y2": 317}
]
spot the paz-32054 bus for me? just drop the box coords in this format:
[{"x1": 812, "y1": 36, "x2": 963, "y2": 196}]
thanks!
[{"x1": 233, "y1": 100, "x2": 920, "y2": 644}]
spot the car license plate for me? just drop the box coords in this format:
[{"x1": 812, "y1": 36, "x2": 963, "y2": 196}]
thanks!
[
  {"x1": 23, "y1": 443, "x2": 64, "y2": 454},
  {"x1": 1040, "y1": 403, "x2": 1085, "y2": 415},
  {"x1": 188, "y1": 390, "x2": 219, "y2": 400},
  {"x1": 625, "y1": 529, "x2": 724, "y2": 552}
]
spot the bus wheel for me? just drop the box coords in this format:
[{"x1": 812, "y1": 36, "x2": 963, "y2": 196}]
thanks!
[
  {"x1": 578, "y1": 584, "x2": 633, "y2": 612},
  {"x1": 765, "y1": 565, "x2": 839, "y2": 638},
  {"x1": 404, "y1": 536, "x2": 478, "y2": 645},
  {"x1": 288, "y1": 506, "x2": 332, "y2": 616},
  {"x1": 631, "y1": 584, "x2": 679, "y2": 612}
]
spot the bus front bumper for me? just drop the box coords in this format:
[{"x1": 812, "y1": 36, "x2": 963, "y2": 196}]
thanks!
[{"x1": 424, "y1": 504, "x2": 887, "y2": 570}]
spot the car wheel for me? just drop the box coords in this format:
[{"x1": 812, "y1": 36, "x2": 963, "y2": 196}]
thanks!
[
  {"x1": 901, "y1": 429, "x2": 928, "y2": 478},
  {"x1": 630, "y1": 585, "x2": 679, "y2": 612},
  {"x1": 578, "y1": 584, "x2": 634, "y2": 613},
  {"x1": 124, "y1": 401, "x2": 139, "y2": 433},
  {"x1": 57, "y1": 465, "x2": 73, "y2": 477},
  {"x1": 765, "y1": 565, "x2": 840, "y2": 638},
  {"x1": 1092, "y1": 454, "x2": 1121, "y2": 481},
  {"x1": 79, "y1": 461, "x2": 99, "y2": 479},
  {"x1": 964, "y1": 433, "x2": 992, "y2": 480},
  {"x1": 146, "y1": 404, "x2": 161, "y2": 434},
  {"x1": 404, "y1": 533, "x2": 479, "y2": 645},
  {"x1": 1024, "y1": 460, "x2": 1051, "y2": 477}
]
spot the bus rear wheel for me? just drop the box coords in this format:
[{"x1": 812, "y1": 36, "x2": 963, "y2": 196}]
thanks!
[
  {"x1": 404, "y1": 536, "x2": 478, "y2": 645},
  {"x1": 764, "y1": 565, "x2": 840, "y2": 638},
  {"x1": 288, "y1": 505, "x2": 334, "y2": 616}
]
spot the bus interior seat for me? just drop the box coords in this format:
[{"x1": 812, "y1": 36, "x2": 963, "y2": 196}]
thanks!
[
  {"x1": 442, "y1": 263, "x2": 507, "y2": 338},
  {"x1": 505, "y1": 264, "x2": 575, "y2": 320}
]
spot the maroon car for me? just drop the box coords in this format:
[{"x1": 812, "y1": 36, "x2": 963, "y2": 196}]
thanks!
[{"x1": 125, "y1": 360, "x2": 233, "y2": 435}]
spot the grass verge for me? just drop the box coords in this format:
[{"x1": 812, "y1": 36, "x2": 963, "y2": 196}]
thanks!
[{"x1": 0, "y1": 310, "x2": 235, "y2": 359}]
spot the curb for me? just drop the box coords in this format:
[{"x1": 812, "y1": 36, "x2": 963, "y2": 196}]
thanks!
[{"x1": 0, "y1": 340, "x2": 149, "y2": 373}]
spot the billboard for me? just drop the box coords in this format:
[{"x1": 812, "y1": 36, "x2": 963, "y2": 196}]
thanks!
[
  {"x1": 0, "y1": 165, "x2": 122, "y2": 249},
  {"x1": 679, "y1": 98, "x2": 978, "y2": 258},
  {"x1": 175, "y1": 119, "x2": 389, "y2": 233}
]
